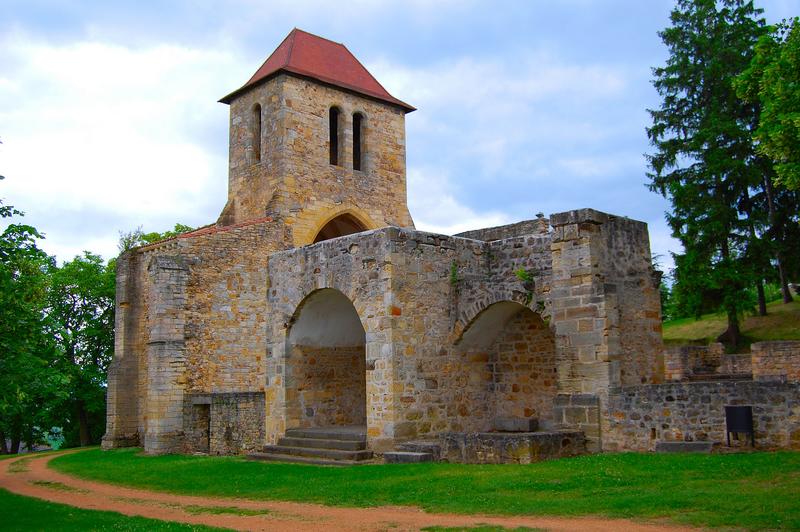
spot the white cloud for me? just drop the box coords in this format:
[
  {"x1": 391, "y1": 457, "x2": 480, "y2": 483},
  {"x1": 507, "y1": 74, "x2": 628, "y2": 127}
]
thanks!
[
  {"x1": 0, "y1": 33, "x2": 248, "y2": 260},
  {"x1": 369, "y1": 52, "x2": 638, "y2": 179},
  {"x1": 370, "y1": 53, "x2": 630, "y2": 110},
  {"x1": 556, "y1": 152, "x2": 644, "y2": 180},
  {"x1": 407, "y1": 167, "x2": 509, "y2": 235}
]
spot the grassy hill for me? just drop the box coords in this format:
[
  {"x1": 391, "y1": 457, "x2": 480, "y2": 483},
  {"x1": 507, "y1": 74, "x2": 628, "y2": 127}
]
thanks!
[{"x1": 662, "y1": 300, "x2": 800, "y2": 351}]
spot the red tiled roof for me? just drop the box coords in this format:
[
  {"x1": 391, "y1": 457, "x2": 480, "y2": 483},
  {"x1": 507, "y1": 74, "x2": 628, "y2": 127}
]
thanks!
[{"x1": 220, "y1": 29, "x2": 415, "y2": 112}]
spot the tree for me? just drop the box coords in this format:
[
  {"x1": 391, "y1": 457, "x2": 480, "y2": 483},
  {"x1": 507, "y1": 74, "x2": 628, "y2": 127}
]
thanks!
[
  {"x1": 736, "y1": 18, "x2": 800, "y2": 303},
  {"x1": 0, "y1": 200, "x2": 65, "y2": 453},
  {"x1": 647, "y1": 0, "x2": 767, "y2": 349},
  {"x1": 46, "y1": 253, "x2": 116, "y2": 447},
  {"x1": 737, "y1": 18, "x2": 800, "y2": 191}
]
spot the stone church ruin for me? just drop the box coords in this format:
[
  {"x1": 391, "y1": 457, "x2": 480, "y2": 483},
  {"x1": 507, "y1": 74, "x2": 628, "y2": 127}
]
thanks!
[{"x1": 103, "y1": 29, "x2": 800, "y2": 463}]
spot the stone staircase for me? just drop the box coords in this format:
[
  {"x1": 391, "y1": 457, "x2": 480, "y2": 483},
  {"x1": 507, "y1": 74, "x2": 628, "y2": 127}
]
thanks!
[{"x1": 249, "y1": 426, "x2": 374, "y2": 466}]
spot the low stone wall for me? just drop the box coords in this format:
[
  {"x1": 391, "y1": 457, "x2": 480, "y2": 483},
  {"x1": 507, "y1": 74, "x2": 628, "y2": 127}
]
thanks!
[
  {"x1": 209, "y1": 392, "x2": 265, "y2": 455},
  {"x1": 664, "y1": 343, "x2": 724, "y2": 381},
  {"x1": 604, "y1": 381, "x2": 800, "y2": 451},
  {"x1": 437, "y1": 430, "x2": 585, "y2": 464},
  {"x1": 719, "y1": 353, "x2": 752, "y2": 376},
  {"x1": 752, "y1": 341, "x2": 800, "y2": 383}
]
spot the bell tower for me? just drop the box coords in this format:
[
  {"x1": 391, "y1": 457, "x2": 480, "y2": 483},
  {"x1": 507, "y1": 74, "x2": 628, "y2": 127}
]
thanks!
[{"x1": 217, "y1": 29, "x2": 415, "y2": 246}]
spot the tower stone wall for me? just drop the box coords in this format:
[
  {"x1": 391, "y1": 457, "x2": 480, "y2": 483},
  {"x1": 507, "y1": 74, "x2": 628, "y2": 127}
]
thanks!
[{"x1": 219, "y1": 73, "x2": 414, "y2": 244}]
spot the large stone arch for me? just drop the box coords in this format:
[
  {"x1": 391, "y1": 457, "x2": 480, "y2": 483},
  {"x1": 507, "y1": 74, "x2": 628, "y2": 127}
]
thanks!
[
  {"x1": 451, "y1": 300, "x2": 558, "y2": 430},
  {"x1": 283, "y1": 288, "x2": 367, "y2": 430},
  {"x1": 451, "y1": 289, "x2": 531, "y2": 344}
]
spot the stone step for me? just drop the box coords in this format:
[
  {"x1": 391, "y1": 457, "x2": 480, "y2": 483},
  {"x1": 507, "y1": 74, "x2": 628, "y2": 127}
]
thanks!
[
  {"x1": 397, "y1": 440, "x2": 442, "y2": 461},
  {"x1": 248, "y1": 452, "x2": 369, "y2": 467},
  {"x1": 262, "y1": 444, "x2": 373, "y2": 462},
  {"x1": 278, "y1": 436, "x2": 366, "y2": 451},
  {"x1": 284, "y1": 427, "x2": 366, "y2": 442},
  {"x1": 686, "y1": 373, "x2": 752, "y2": 382},
  {"x1": 383, "y1": 451, "x2": 433, "y2": 464},
  {"x1": 655, "y1": 441, "x2": 714, "y2": 453}
]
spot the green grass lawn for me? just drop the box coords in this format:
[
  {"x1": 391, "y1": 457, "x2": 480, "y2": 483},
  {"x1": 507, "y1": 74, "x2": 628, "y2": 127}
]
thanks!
[
  {"x1": 0, "y1": 488, "x2": 223, "y2": 531},
  {"x1": 52, "y1": 448, "x2": 800, "y2": 530},
  {"x1": 663, "y1": 300, "x2": 800, "y2": 351}
]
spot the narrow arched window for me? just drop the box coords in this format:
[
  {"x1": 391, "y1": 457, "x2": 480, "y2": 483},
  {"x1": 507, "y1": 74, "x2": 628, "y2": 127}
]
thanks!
[
  {"x1": 329, "y1": 107, "x2": 340, "y2": 166},
  {"x1": 353, "y1": 112, "x2": 364, "y2": 171},
  {"x1": 252, "y1": 104, "x2": 262, "y2": 163}
]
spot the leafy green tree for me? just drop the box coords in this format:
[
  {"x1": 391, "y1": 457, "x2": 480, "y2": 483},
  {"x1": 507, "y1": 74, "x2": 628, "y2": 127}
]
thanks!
[
  {"x1": 118, "y1": 223, "x2": 194, "y2": 253},
  {"x1": 647, "y1": 0, "x2": 767, "y2": 348},
  {"x1": 0, "y1": 200, "x2": 65, "y2": 453},
  {"x1": 46, "y1": 253, "x2": 116, "y2": 447},
  {"x1": 736, "y1": 18, "x2": 800, "y2": 302},
  {"x1": 737, "y1": 18, "x2": 800, "y2": 191}
]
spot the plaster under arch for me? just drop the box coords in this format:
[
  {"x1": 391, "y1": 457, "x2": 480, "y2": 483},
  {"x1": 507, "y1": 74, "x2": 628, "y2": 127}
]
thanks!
[
  {"x1": 456, "y1": 300, "x2": 530, "y2": 351},
  {"x1": 288, "y1": 288, "x2": 365, "y2": 347}
]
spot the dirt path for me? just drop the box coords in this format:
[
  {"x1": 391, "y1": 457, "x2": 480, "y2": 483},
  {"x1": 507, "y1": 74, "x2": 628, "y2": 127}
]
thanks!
[{"x1": 1, "y1": 451, "x2": 695, "y2": 532}]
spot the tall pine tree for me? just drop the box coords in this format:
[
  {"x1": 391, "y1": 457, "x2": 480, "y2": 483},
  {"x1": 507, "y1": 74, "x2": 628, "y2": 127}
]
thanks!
[{"x1": 647, "y1": 0, "x2": 767, "y2": 348}]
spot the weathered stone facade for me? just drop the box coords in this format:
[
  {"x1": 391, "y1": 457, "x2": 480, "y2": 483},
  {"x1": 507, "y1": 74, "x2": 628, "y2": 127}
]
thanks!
[{"x1": 105, "y1": 29, "x2": 798, "y2": 462}]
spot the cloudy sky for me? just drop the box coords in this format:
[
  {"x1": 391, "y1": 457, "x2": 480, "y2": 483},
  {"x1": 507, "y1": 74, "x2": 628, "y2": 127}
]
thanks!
[{"x1": 1, "y1": 0, "x2": 796, "y2": 271}]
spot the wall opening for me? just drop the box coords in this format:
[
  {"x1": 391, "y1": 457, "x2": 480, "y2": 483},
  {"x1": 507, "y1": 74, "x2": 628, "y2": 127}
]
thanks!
[
  {"x1": 329, "y1": 106, "x2": 341, "y2": 166},
  {"x1": 449, "y1": 301, "x2": 557, "y2": 431},
  {"x1": 313, "y1": 213, "x2": 367, "y2": 244},
  {"x1": 285, "y1": 289, "x2": 366, "y2": 429},
  {"x1": 353, "y1": 112, "x2": 364, "y2": 171},
  {"x1": 252, "y1": 103, "x2": 262, "y2": 163},
  {"x1": 189, "y1": 403, "x2": 210, "y2": 454}
]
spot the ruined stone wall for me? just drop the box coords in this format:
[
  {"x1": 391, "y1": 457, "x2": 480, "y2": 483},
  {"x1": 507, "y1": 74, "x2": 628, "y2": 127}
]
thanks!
[
  {"x1": 598, "y1": 215, "x2": 663, "y2": 386},
  {"x1": 382, "y1": 228, "x2": 557, "y2": 439},
  {"x1": 102, "y1": 252, "x2": 143, "y2": 449},
  {"x1": 386, "y1": 230, "x2": 494, "y2": 438},
  {"x1": 552, "y1": 393, "x2": 601, "y2": 451},
  {"x1": 752, "y1": 341, "x2": 800, "y2": 383},
  {"x1": 664, "y1": 344, "x2": 725, "y2": 381},
  {"x1": 456, "y1": 217, "x2": 549, "y2": 242},
  {"x1": 549, "y1": 209, "x2": 663, "y2": 396},
  {"x1": 222, "y1": 74, "x2": 414, "y2": 241},
  {"x1": 604, "y1": 381, "x2": 800, "y2": 451},
  {"x1": 178, "y1": 220, "x2": 281, "y2": 394},
  {"x1": 289, "y1": 345, "x2": 366, "y2": 428},
  {"x1": 208, "y1": 392, "x2": 265, "y2": 455},
  {"x1": 265, "y1": 227, "x2": 559, "y2": 445},
  {"x1": 104, "y1": 218, "x2": 282, "y2": 454}
]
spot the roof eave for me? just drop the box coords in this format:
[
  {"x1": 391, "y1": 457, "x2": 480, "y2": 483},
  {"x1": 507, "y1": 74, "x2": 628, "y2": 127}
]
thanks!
[{"x1": 218, "y1": 69, "x2": 415, "y2": 113}]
